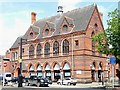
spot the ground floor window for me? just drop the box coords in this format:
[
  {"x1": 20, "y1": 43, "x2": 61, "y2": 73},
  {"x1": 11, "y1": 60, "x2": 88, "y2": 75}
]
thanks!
[
  {"x1": 45, "y1": 70, "x2": 51, "y2": 79},
  {"x1": 63, "y1": 70, "x2": 71, "y2": 78},
  {"x1": 98, "y1": 70, "x2": 102, "y2": 82},
  {"x1": 91, "y1": 70, "x2": 95, "y2": 82},
  {"x1": 30, "y1": 71, "x2": 36, "y2": 76},
  {"x1": 37, "y1": 71, "x2": 42, "y2": 77}
]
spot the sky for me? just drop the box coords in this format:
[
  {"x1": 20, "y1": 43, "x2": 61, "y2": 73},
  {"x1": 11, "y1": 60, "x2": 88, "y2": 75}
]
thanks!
[{"x1": 0, "y1": 0, "x2": 119, "y2": 55}]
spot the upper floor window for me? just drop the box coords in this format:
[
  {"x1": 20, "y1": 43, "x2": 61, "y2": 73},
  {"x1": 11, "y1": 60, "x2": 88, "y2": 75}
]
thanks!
[
  {"x1": 15, "y1": 52, "x2": 18, "y2": 59},
  {"x1": 44, "y1": 42, "x2": 50, "y2": 56},
  {"x1": 22, "y1": 48, "x2": 24, "y2": 54},
  {"x1": 75, "y1": 40, "x2": 79, "y2": 46},
  {"x1": 94, "y1": 23, "x2": 98, "y2": 28},
  {"x1": 63, "y1": 39, "x2": 69, "y2": 54},
  {"x1": 91, "y1": 31, "x2": 95, "y2": 55},
  {"x1": 29, "y1": 45, "x2": 34, "y2": 56},
  {"x1": 45, "y1": 29, "x2": 49, "y2": 36},
  {"x1": 63, "y1": 25, "x2": 68, "y2": 31},
  {"x1": 12, "y1": 52, "x2": 15, "y2": 61},
  {"x1": 53, "y1": 41, "x2": 59, "y2": 55},
  {"x1": 37, "y1": 44, "x2": 42, "y2": 55},
  {"x1": 94, "y1": 23, "x2": 98, "y2": 32}
]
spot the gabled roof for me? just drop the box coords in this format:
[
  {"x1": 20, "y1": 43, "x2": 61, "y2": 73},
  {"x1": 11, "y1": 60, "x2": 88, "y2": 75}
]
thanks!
[
  {"x1": 10, "y1": 4, "x2": 96, "y2": 49},
  {"x1": 46, "y1": 21, "x2": 55, "y2": 29},
  {"x1": 35, "y1": 4, "x2": 95, "y2": 38},
  {"x1": 64, "y1": 16, "x2": 74, "y2": 25},
  {"x1": 11, "y1": 37, "x2": 20, "y2": 49}
]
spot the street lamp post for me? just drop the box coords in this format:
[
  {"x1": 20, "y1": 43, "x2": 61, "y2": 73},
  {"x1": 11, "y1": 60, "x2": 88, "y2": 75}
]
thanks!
[
  {"x1": 18, "y1": 38, "x2": 23, "y2": 87},
  {"x1": 18, "y1": 38, "x2": 27, "y2": 87}
]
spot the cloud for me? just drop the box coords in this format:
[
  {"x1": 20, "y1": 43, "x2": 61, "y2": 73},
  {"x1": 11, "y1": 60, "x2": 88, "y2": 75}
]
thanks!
[{"x1": 58, "y1": 0, "x2": 82, "y2": 12}]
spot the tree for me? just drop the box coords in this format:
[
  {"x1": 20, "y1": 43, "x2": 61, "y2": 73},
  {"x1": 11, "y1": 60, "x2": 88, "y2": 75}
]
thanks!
[{"x1": 92, "y1": 9, "x2": 120, "y2": 63}]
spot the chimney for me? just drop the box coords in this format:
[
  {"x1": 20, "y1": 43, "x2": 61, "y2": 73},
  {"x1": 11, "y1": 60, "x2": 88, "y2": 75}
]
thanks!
[
  {"x1": 5, "y1": 50, "x2": 10, "y2": 58},
  {"x1": 31, "y1": 12, "x2": 36, "y2": 24},
  {"x1": 57, "y1": 6, "x2": 63, "y2": 14},
  {"x1": 99, "y1": 12, "x2": 103, "y2": 21}
]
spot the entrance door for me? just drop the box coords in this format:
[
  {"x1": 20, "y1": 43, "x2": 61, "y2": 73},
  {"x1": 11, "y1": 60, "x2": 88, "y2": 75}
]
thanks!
[{"x1": 91, "y1": 70, "x2": 96, "y2": 82}]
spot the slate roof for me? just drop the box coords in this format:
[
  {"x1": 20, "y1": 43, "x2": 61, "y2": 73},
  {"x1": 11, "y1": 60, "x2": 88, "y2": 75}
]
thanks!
[
  {"x1": 11, "y1": 37, "x2": 20, "y2": 49},
  {"x1": 10, "y1": 4, "x2": 96, "y2": 49},
  {"x1": 30, "y1": 26, "x2": 39, "y2": 34}
]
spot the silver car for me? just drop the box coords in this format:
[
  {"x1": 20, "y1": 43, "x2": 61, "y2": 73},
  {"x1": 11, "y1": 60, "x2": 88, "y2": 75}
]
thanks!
[{"x1": 57, "y1": 78, "x2": 77, "y2": 85}]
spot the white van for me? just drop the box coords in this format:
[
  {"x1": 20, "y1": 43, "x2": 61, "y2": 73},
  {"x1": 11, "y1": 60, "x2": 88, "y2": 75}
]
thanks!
[{"x1": 4, "y1": 73, "x2": 12, "y2": 82}]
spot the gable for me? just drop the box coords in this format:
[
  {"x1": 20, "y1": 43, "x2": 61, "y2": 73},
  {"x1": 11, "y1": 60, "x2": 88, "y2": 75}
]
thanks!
[{"x1": 85, "y1": 5, "x2": 104, "y2": 37}]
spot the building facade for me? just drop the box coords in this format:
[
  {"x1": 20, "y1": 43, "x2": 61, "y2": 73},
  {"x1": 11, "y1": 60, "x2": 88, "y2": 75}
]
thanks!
[
  {"x1": 9, "y1": 4, "x2": 110, "y2": 82},
  {"x1": 0, "y1": 51, "x2": 12, "y2": 76}
]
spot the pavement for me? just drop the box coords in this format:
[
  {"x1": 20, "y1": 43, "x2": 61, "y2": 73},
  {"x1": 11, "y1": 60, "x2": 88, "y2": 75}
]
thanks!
[
  {"x1": 0, "y1": 81, "x2": 120, "y2": 89},
  {"x1": 0, "y1": 82, "x2": 106, "y2": 88}
]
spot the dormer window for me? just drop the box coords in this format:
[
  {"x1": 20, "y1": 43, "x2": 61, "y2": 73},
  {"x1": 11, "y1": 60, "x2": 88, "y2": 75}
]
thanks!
[
  {"x1": 63, "y1": 25, "x2": 68, "y2": 31},
  {"x1": 45, "y1": 29, "x2": 49, "y2": 36},
  {"x1": 30, "y1": 32, "x2": 33, "y2": 37}
]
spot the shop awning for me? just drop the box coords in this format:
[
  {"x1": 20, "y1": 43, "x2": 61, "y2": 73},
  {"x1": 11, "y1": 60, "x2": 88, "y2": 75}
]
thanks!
[
  {"x1": 45, "y1": 64, "x2": 50, "y2": 70},
  {"x1": 54, "y1": 64, "x2": 60, "y2": 70},
  {"x1": 30, "y1": 65, "x2": 34, "y2": 71},
  {"x1": 63, "y1": 63, "x2": 70, "y2": 70},
  {"x1": 37, "y1": 65, "x2": 42, "y2": 71}
]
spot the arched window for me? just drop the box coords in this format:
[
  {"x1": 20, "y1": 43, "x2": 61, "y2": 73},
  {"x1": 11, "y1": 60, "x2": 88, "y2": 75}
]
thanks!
[
  {"x1": 29, "y1": 65, "x2": 35, "y2": 76},
  {"x1": 63, "y1": 25, "x2": 68, "y2": 31},
  {"x1": 91, "y1": 31, "x2": 95, "y2": 55},
  {"x1": 45, "y1": 29, "x2": 49, "y2": 36},
  {"x1": 15, "y1": 52, "x2": 18, "y2": 59},
  {"x1": 94, "y1": 23, "x2": 98, "y2": 32},
  {"x1": 29, "y1": 45, "x2": 34, "y2": 56},
  {"x1": 44, "y1": 42, "x2": 50, "y2": 56},
  {"x1": 37, "y1": 44, "x2": 42, "y2": 56},
  {"x1": 30, "y1": 32, "x2": 33, "y2": 37},
  {"x1": 53, "y1": 41, "x2": 59, "y2": 55},
  {"x1": 63, "y1": 39, "x2": 69, "y2": 54}
]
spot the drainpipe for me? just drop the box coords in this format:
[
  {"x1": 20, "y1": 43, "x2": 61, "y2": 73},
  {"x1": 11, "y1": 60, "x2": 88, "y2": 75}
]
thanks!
[{"x1": 72, "y1": 34, "x2": 74, "y2": 78}]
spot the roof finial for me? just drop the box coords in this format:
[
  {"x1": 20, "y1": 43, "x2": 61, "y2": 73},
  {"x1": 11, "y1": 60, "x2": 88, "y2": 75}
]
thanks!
[
  {"x1": 57, "y1": 6, "x2": 63, "y2": 14},
  {"x1": 93, "y1": 3, "x2": 96, "y2": 6}
]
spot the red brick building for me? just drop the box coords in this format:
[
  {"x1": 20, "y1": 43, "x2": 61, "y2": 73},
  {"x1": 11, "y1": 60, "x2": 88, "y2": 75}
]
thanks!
[
  {"x1": 0, "y1": 51, "x2": 12, "y2": 76},
  {"x1": 9, "y1": 4, "x2": 110, "y2": 82}
]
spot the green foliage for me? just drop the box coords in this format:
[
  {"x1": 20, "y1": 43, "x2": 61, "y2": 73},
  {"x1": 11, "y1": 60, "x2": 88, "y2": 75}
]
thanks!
[{"x1": 92, "y1": 9, "x2": 120, "y2": 63}]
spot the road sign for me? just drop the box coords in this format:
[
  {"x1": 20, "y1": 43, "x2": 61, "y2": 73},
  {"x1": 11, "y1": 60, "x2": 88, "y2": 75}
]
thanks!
[
  {"x1": 110, "y1": 56, "x2": 116, "y2": 64},
  {"x1": 60, "y1": 68, "x2": 62, "y2": 72},
  {"x1": 3, "y1": 62, "x2": 7, "y2": 67}
]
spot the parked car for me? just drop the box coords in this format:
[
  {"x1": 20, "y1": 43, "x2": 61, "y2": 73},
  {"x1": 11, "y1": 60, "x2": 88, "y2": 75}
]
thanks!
[
  {"x1": 0, "y1": 76, "x2": 8, "y2": 85},
  {"x1": 11, "y1": 77, "x2": 18, "y2": 83},
  {"x1": 23, "y1": 77, "x2": 29, "y2": 83},
  {"x1": 46, "y1": 77, "x2": 52, "y2": 84},
  {"x1": 11, "y1": 76, "x2": 29, "y2": 84},
  {"x1": 57, "y1": 78, "x2": 77, "y2": 85},
  {"x1": 4, "y1": 73, "x2": 12, "y2": 82},
  {"x1": 27, "y1": 76, "x2": 49, "y2": 87}
]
